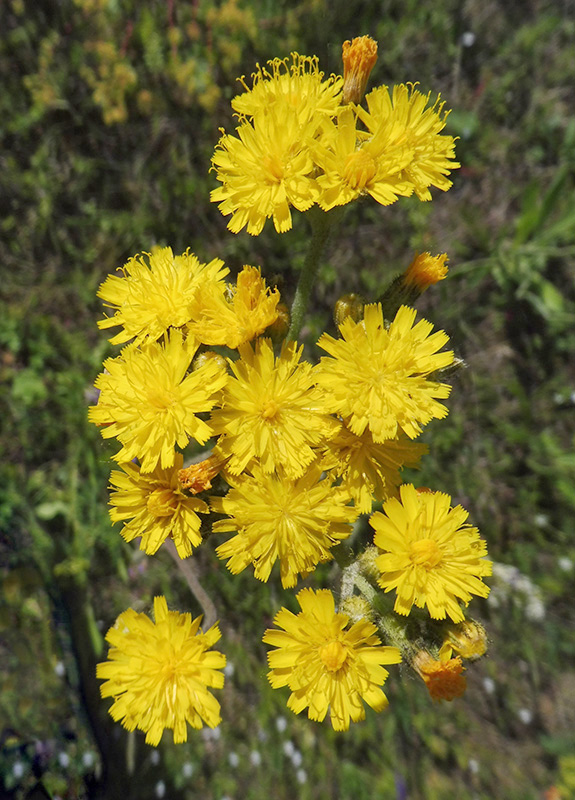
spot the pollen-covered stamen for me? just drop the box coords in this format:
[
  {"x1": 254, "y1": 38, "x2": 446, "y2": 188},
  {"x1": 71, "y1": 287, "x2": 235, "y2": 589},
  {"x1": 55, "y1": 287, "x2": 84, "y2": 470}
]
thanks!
[
  {"x1": 409, "y1": 538, "x2": 443, "y2": 569},
  {"x1": 146, "y1": 488, "x2": 179, "y2": 517},
  {"x1": 319, "y1": 640, "x2": 349, "y2": 672},
  {"x1": 262, "y1": 153, "x2": 285, "y2": 183},
  {"x1": 260, "y1": 399, "x2": 280, "y2": 420},
  {"x1": 343, "y1": 149, "x2": 378, "y2": 189}
]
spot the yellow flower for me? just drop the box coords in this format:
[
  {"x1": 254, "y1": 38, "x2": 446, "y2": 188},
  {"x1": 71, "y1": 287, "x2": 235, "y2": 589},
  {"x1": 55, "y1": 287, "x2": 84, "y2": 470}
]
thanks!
[
  {"x1": 210, "y1": 105, "x2": 320, "y2": 235},
  {"x1": 211, "y1": 338, "x2": 339, "y2": 478},
  {"x1": 263, "y1": 588, "x2": 401, "y2": 730},
  {"x1": 89, "y1": 330, "x2": 228, "y2": 472},
  {"x1": 97, "y1": 596, "x2": 226, "y2": 745},
  {"x1": 370, "y1": 484, "x2": 492, "y2": 622},
  {"x1": 358, "y1": 84, "x2": 459, "y2": 200},
  {"x1": 320, "y1": 426, "x2": 428, "y2": 513},
  {"x1": 413, "y1": 650, "x2": 467, "y2": 701},
  {"x1": 313, "y1": 106, "x2": 414, "y2": 211},
  {"x1": 315, "y1": 304, "x2": 454, "y2": 442},
  {"x1": 108, "y1": 454, "x2": 208, "y2": 558},
  {"x1": 341, "y1": 35, "x2": 378, "y2": 105},
  {"x1": 97, "y1": 247, "x2": 228, "y2": 346},
  {"x1": 187, "y1": 265, "x2": 281, "y2": 349},
  {"x1": 211, "y1": 465, "x2": 358, "y2": 588},
  {"x1": 232, "y1": 53, "x2": 343, "y2": 120}
]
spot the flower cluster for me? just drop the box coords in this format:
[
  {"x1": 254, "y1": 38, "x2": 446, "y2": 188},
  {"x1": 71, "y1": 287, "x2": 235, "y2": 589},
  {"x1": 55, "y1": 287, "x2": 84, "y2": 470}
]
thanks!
[
  {"x1": 211, "y1": 44, "x2": 458, "y2": 235},
  {"x1": 93, "y1": 38, "x2": 490, "y2": 744}
]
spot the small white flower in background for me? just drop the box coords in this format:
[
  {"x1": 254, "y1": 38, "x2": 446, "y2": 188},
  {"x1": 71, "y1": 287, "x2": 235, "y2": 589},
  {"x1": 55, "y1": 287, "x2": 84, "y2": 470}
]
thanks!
[
  {"x1": 82, "y1": 752, "x2": 95, "y2": 769},
  {"x1": 224, "y1": 661, "x2": 235, "y2": 678},
  {"x1": 296, "y1": 769, "x2": 307, "y2": 785},
  {"x1": 534, "y1": 514, "x2": 548, "y2": 528},
  {"x1": 54, "y1": 661, "x2": 66, "y2": 678},
  {"x1": 282, "y1": 740, "x2": 295, "y2": 758},
  {"x1": 489, "y1": 562, "x2": 545, "y2": 621},
  {"x1": 468, "y1": 758, "x2": 479, "y2": 775},
  {"x1": 155, "y1": 781, "x2": 166, "y2": 799},
  {"x1": 558, "y1": 557, "x2": 573, "y2": 572},
  {"x1": 249, "y1": 750, "x2": 261, "y2": 767},
  {"x1": 257, "y1": 727, "x2": 268, "y2": 743},
  {"x1": 202, "y1": 726, "x2": 222, "y2": 743},
  {"x1": 482, "y1": 677, "x2": 496, "y2": 695},
  {"x1": 182, "y1": 762, "x2": 194, "y2": 778},
  {"x1": 291, "y1": 750, "x2": 303, "y2": 768},
  {"x1": 525, "y1": 596, "x2": 545, "y2": 622},
  {"x1": 12, "y1": 762, "x2": 25, "y2": 779},
  {"x1": 517, "y1": 708, "x2": 533, "y2": 725},
  {"x1": 461, "y1": 32, "x2": 476, "y2": 47},
  {"x1": 150, "y1": 750, "x2": 160, "y2": 766},
  {"x1": 228, "y1": 752, "x2": 240, "y2": 769},
  {"x1": 58, "y1": 752, "x2": 70, "y2": 769},
  {"x1": 275, "y1": 716, "x2": 287, "y2": 734}
]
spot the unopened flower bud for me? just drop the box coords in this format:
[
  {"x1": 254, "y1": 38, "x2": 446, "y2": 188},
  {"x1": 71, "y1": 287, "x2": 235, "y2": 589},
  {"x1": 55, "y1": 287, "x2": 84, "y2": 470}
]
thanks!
[
  {"x1": 342, "y1": 36, "x2": 378, "y2": 105},
  {"x1": 266, "y1": 302, "x2": 290, "y2": 342},
  {"x1": 192, "y1": 350, "x2": 228, "y2": 373},
  {"x1": 404, "y1": 252, "x2": 448, "y2": 291},
  {"x1": 179, "y1": 454, "x2": 227, "y2": 494},
  {"x1": 334, "y1": 293, "x2": 365, "y2": 327},
  {"x1": 439, "y1": 620, "x2": 488, "y2": 661},
  {"x1": 339, "y1": 595, "x2": 373, "y2": 623},
  {"x1": 413, "y1": 650, "x2": 467, "y2": 702}
]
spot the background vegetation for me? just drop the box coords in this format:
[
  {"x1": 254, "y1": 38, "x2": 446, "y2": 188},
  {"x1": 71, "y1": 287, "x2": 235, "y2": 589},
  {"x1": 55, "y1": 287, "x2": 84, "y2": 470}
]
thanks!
[{"x1": 1, "y1": 0, "x2": 574, "y2": 798}]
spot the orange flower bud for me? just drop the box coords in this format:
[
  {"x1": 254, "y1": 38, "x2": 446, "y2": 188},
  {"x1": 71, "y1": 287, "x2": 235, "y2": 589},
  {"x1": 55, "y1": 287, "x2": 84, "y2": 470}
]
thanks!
[{"x1": 342, "y1": 36, "x2": 378, "y2": 105}]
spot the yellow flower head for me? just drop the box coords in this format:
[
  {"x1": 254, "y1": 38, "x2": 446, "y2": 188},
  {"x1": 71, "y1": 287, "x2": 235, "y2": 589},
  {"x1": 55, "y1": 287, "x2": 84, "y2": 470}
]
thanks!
[
  {"x1": 232, "y1": 53, "x2": 343, "y2": 120},
  {"x1": 404, "y1": 252, "x2": 449, "y2": 290},
  {"x1": 97, "y1": 596, "x2": 226, "y2": 745},
  {"x1": 313, "y1": 107, "x2": 414, "y2": 211},
  {"x1": 108, "y1": 454, "x2": 208, "y2": 558},
  {"x1": 187, "y1": 265, "x2": 281, "y2": 349},
  {"x1": 97, "y1": 247, "x2": 229, "y2": 346},
  {"x1": 358, "y1": 84, "x2": 460, "y2": 200},
  {"x1": 211, "y1": 338, "x2": 339, "y2": 478},
  {"x1": 211, "y1": 464, "x2": 358, "y2": 588},
  {"x1": 210, "y1": 106, "x2": 320, "y2": 235},
  {"x1": 320, "y1": 426, "x2": 428, "y2": 513},
  {"x1": 89, "y1": 330, "x2": 228, "y2": 472},
  {"x1": 413, "y1": 650, "x2": 467, "y2": 702},
  {"x1": 263, "y1": 588, "x2": 401, "y2": 730},
  {"x1": 371, "y1": 484, "x2": 492, "y2": 622},
  {"x1": 342, "y1": 35, "x2": 378, "y2": 105},
  {"x1": 315, "y1": 303, "x2": 454, "y2": 442}
]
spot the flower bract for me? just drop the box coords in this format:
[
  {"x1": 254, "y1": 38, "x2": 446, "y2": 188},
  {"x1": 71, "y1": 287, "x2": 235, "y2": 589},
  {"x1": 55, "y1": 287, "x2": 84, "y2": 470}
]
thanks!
[
  {"x1": 97, "y1": 596, "x2": 226, "y2": 745},
  {"x1": 370, "y1": 484, "x2": 492, "y2": 622},
  {"x1": 263, "y1": 588, "x2": 401, "y2": 730}
]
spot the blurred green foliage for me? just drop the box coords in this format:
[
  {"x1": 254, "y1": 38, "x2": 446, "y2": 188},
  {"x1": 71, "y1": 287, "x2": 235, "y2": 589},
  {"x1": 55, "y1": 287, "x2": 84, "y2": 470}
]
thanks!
[{"x1": 1, "y1": 0, "x2": 575, "y2": 798}]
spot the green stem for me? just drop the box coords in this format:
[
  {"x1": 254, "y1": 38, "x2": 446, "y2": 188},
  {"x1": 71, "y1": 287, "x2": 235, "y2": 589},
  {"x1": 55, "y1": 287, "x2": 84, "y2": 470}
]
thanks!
[{"x1": 287, "y1": 206, "x2": 342, "y2": 341}]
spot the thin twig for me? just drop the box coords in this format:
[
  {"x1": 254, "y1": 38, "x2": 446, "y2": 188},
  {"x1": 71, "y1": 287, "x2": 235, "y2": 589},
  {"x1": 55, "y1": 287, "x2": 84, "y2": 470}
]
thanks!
[{"x1": 165, "y1": 539, "x2": 218, "y2": 629}]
